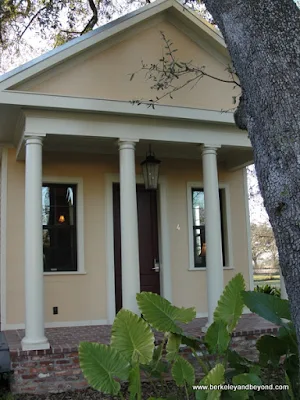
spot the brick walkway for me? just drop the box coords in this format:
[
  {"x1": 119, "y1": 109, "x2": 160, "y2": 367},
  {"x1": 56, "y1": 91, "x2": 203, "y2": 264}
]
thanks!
[{"x1": 4, "y1": 313, "x2": 278, "y2": 355}]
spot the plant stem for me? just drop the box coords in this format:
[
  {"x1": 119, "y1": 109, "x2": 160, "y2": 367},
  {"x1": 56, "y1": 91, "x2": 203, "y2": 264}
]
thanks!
[
  {"x1": 184, "y1": 383, "x2": 190, "y2": 399},
  {"x1": 119, "y1": 391, "x2": 125, "y2": 400},
  {"x1": 192, "y1": 349, "x2": 209, "y2": 375}
]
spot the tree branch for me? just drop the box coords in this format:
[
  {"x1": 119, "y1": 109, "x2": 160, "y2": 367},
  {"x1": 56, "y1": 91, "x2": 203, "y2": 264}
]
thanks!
[
  {"x1": 19, "y1": 5, "x2": 48, "y2": 40},
  {"x1": 81, "y1": 0, "x2": 98, "y2": 35}
]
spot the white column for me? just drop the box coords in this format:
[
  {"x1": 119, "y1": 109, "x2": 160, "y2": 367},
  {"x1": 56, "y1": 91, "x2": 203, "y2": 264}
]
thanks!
[
  {"x1": 21, "y1": 136, "x2": 49, "y2": 351},
  {"x1": 201, "y1": 145, "x2": 223, "y2": 326},
  {"x1": 118, "y1": 140, "x2": 140, "y2": 314},
  {"x1": 280, "y1": 270, "x2": 288, "y2": 299}
]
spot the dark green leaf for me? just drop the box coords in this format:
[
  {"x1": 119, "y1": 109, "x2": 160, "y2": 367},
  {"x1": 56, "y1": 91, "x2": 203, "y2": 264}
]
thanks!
[
  {"x1": 256, "y1": 335, "x2": 288, "y2": 366},
  {"x1": 242, "y1": 291, "x2": 291, "y2": 326},
  {"x1": 232, "y1": 373, "x2": 262, "y2": 386}
]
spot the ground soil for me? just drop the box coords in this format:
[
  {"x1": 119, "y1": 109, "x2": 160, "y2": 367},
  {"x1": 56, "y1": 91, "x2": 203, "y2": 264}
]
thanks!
[{"x1": 0, "y1": 382, "x2": 191, "y2": 399}]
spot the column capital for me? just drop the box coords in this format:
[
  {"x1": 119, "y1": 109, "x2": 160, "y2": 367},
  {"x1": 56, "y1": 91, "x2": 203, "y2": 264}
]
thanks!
[
  {"x1": 24, "y1": 135, "x2": 44, "y2": 146},
  {"x1": 118, "y1": 138, "x2": 139, "y2": 151},
  {"x1": 200, "y1": 144, "x2": 221, "y2": 156}
]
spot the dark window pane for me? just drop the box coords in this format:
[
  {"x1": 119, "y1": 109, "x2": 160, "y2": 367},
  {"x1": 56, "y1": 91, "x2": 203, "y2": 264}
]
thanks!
[
  {"x1": 191, "y1": 188, "x2": 226, "y2": 268},
  {"x1": 42, "y1": 184, "x2": 77, "y2": 272}
]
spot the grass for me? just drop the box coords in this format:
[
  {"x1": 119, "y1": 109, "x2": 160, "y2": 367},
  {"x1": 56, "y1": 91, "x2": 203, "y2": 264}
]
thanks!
[{"x1": 253, "y1": 274, "x2": 280, "y2": 281}]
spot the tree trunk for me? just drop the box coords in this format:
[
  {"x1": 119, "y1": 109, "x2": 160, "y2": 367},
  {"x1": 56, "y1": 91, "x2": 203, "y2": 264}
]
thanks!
[{"x1": 203, "y1": 0, "x2": 300, "y2": 346}]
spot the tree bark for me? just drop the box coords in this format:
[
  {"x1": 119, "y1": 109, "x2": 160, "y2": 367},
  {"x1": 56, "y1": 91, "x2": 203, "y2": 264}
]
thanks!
[{"x1": 203, "y1": 0, "x2": 300, "y2": 346}]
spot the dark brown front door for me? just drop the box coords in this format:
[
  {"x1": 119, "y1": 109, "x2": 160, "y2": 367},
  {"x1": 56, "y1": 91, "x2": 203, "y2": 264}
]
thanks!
[{"x1": 113, "y1": 183, "x2": 160, "y2": 313}]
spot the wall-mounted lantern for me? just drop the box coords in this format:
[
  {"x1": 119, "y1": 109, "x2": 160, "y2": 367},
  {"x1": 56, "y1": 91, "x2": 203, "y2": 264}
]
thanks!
[{"x1": 141, "y1": 145, "x2": 161, "y2": 190}]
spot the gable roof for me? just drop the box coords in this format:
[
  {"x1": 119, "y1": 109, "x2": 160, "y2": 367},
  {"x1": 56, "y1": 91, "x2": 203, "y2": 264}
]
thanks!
[{"x1": 0, "y1": 0, "x2": 226, "y2": 91}]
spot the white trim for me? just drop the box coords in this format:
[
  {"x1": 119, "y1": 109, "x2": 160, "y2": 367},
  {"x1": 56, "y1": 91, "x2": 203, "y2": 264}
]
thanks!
[
  {"x1": 5, "y1": 319, "x2": 109, "y2": 330},
  {"x1": 0, "y1": 148, "x2": 8, "y2": 331},
  {"x1": 243, "y1": 168, "x2": 254, "y2": 290},
  {"x1": 42, "y1": 176, "x2": 85, "y2": 274},
  {"x1": 157, "y1": 177, "x2": 172, "y2": 302},
  {"x1": 0, "y1": 92, "x2": 239, "y2": 127},
  {"x1": 43, "y1": 272, "x2": 87, "y2": 276},
  {"x1": 105, "y1": 173, "x2": 171, "y2": 323},
  {"x1": 186, "y1": 181, "x2": 234, "y2": 271},
  {"x1": 20, "y1": 110, "x2": 250, "y2": 150},
  {"x1": 105, "y1": 174, "x2": 116, "y2": 324},
  {"x1": 196, "y1": 312, "x2": 208, "y2": 318}
]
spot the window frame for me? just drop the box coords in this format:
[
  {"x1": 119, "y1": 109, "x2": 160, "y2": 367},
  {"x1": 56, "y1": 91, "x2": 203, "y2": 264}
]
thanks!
[
  {"x1": 187, "y1": 182, "x2": 233, "y2": 271},
  {"x1": 42, "y1": 176, "x2": 85, "y2": 275}
]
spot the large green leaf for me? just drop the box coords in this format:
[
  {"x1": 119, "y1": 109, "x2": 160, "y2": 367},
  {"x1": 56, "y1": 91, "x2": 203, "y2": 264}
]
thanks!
[
  {"x1": 278, "y1": 326, "x2": 298, "y2": 354},
  {"x1": 242, "y1": 291, "x2": 291, "y2": 326},
  {"x1": 195, "y1": 363, "x2": 225, "y2": 400},
  {"x1": 171, "y1": 356, "x2": 195, "y2": 387},
  {"x1": 166, "y1": 333, "x2": 181, "y2": 361},
  {"x1": 256, "y1": 335, "x2": 288, "y2": 366},
  {"x1": 232, "y1": 373, "x2": 262, "y2": 386},
  {"x1": 227, "y1": 350, "x2": 254, "y2": 373},
  {"x1": 79, "y1": 342, "x2": 129, "y2": 395},
  {"x1": 214, "y1": 273, "x2": 245, "y2": 333},
  {"x1": 136, "y1": 292, "x2": 196, "y2": 333},
  {"x1": 205, "y1": 320, "x2": 230, "y2": 354},
  {"x1": 111, "y1": 309, "x2": 154, "y2": 364}
]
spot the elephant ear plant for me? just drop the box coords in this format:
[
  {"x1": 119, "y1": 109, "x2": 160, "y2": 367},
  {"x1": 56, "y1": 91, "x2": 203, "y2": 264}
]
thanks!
[{"x1": 79, "y1": 274, "x2": 298, "y2": 399}]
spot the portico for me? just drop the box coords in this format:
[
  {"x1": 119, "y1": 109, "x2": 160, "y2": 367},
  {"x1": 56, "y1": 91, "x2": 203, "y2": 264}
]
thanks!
[{"x1": 18, "y1": 115, "x2": 250, "y2": 350}]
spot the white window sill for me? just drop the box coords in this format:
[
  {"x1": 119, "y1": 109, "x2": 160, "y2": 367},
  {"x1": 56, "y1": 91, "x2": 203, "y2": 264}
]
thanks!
[
  {"x1": 44, "y1": 271, "x2": 87, "y2": 276},
  {"x1": 188, "y1": 266, "x2": 234, "y2": 271}
]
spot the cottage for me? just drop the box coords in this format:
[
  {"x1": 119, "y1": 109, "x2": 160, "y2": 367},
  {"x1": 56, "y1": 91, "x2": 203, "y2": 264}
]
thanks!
[{"x1": 0, "y1": 0, "x2": 254, "y2": 354}]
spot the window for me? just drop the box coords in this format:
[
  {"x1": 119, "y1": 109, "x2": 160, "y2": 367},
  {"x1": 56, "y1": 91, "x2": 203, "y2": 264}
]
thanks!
[
  {"x1": 191, "y1": 187, "x2": 228, "y2": 269},
  {"x1": 42, "y1": 184, "x2": 77, "y2": 272}
]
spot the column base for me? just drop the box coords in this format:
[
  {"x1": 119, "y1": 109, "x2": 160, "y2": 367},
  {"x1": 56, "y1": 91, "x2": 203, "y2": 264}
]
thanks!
[
  {"x1": 201, "y1": 320, "x2": 213, "y2": 333},
  {"x1": 21, "y1": 336, "x2": 50, "y2": 351}
]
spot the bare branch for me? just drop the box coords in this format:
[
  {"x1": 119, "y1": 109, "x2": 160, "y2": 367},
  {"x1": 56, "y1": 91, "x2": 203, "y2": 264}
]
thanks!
[
  {"x1": 19, "y1": 5, "x2": 48, "y2": 40},
  {"x1": 130, "y1": 31, "x2": 241, "y2": 108},
  {"x1": 81, "y1": 0, "x2": 98, "y2": 35}
]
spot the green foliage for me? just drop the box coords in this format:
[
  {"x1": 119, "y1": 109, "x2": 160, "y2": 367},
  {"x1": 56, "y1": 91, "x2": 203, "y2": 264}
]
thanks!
[
  {"x1": 136, "y1": 291, "x2": 196, "y2": 333},
  {"x1": 79, "y1": 274, "x2": 297, "y2": 399},
  {"x1": 254, "y1": 284, "x2": 281, "y2": 297},
  {"x1": 111, "y1": 309, "x2": 154, "y2": 364},
  {"x1": 166, "y1": 333, "x2": 181, "y2": 361},
  {"x1": 79, "y1": 342, "x2": 129, "y2": 395},
  {"x1": 242, "y1": 290, "x2": 291, "y2": 326},
  {"x1": 205, "y1": 320, "x2": 230, "y2": 354},
  {"x1": 214, "y1": 273, "x2": 245, "y2": 333},
  {"x1": 171, "y1": 356, "x2": 195, "y2": 386},
  {"x1": 196, "y1": 364, "x2": 225, "y2": 400}
]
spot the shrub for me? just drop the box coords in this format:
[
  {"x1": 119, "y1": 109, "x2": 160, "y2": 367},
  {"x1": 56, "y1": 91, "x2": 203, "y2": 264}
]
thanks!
[
  {"x1": 79, "y1": 274, "x2": 297, "y2": 399},
  {"x1": 254, "y1": 284, "x2": 281, "y2": 297}
]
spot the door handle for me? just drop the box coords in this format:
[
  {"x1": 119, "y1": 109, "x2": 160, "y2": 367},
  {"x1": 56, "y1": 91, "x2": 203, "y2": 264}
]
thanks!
[{"x1": 152, "y1": 259, "x2": 160, "y2": 272}]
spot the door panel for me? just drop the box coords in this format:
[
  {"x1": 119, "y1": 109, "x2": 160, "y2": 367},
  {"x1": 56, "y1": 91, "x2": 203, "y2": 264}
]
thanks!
[{"x1": 113, "y1": 183, "x2": 160, "y2": 313}]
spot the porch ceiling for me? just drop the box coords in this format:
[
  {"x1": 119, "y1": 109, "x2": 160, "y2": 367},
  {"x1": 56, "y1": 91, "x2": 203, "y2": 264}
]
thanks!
[{"x1": 41, "y1": 135, "x2": 253, "y2": 171}]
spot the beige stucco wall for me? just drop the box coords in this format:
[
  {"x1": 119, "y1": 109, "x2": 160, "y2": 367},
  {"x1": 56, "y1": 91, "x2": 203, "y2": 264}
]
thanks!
[
  {"x1": 5, "y1": 149, "x2": 250, "y2": 326},
  {"x1": 16, "y1": 20, "x2": 238, "y2": 112}
]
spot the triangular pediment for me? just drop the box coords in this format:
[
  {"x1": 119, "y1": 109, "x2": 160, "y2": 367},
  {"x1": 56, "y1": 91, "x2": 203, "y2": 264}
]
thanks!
[{"x1": 1, "y1": 0, "x2": 239, "y2": 111}]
